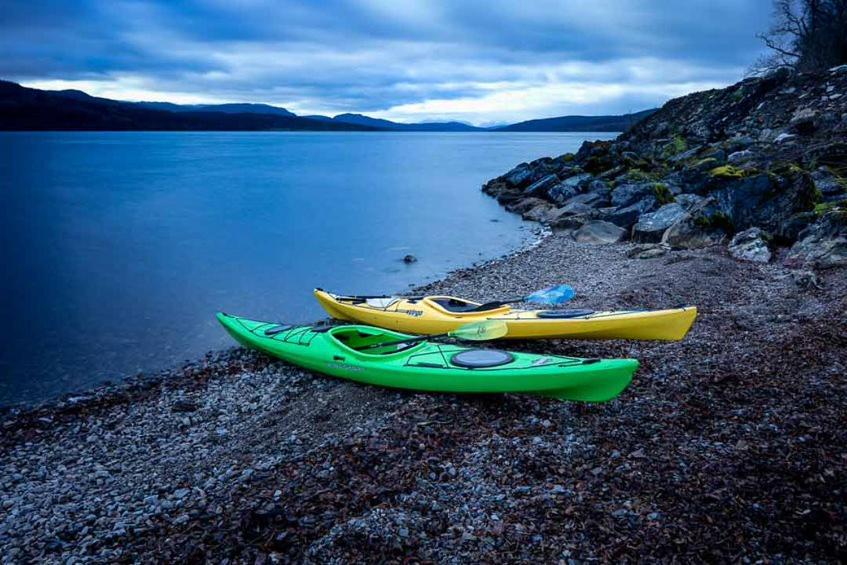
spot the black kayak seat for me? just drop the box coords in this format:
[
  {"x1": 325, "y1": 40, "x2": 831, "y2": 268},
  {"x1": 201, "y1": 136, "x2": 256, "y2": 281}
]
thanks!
[
  {"x1": 536, "y1": 309, "x2": 595, "y2": 319},
  {"x1": 451, "y1": 349, "x2": 514, "y2": 368},
  {"x1": 432, "y1": 298, "x2": 503, "y2": 313}
]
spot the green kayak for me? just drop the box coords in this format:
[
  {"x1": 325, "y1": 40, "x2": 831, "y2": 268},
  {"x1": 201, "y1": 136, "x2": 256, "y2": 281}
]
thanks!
[{"x1": 216, "y1": 313, "x2": 638, "y2": 402}]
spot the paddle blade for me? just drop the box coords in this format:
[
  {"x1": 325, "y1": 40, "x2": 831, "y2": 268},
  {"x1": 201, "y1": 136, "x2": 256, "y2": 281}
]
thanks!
[
  {"x1": 449, "y1": 320, "x2": 509, "y2": 341},
  {"x1": 525, "y1": 284, "x2": 575, "y2": 305}
]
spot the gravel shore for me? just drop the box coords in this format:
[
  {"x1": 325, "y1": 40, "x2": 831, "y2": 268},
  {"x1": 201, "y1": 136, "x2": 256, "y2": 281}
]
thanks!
[{"x1": 2, "y1": 234, "x2": 845, "y2": 563}]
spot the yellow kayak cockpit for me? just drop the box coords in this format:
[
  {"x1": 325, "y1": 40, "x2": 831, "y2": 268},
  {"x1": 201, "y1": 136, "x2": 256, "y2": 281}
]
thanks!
[{"x1": 422, "y1": 296, "x2": 512, "y2": 317}]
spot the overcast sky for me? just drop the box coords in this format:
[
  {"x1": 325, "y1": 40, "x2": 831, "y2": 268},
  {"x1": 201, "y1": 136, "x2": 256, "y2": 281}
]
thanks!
[{"x1": 2, "y1": 0, "x2": 773, "y2": 125}]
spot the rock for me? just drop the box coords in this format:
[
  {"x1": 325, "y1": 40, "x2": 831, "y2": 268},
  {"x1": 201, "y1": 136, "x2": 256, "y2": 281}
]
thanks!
[
  {"x1": 675, "y1": 193, "x2": 705, "y2": 210},
  {"x1": 791, "y1": 269, "x2": 822, "y2": 290},
  {"x1": 560, "y1": 191, "x2": 609, "y2": 210},
  {"x1": 626, "y1": 244, "x2": 668, "y2": 259},
  {"x1": 502, "y1": 163, "x2": 534, "y2": 188},
  {"x1": 691, "y1": 157, "x2": 720, "y2": 173},
  {"x1": 725, "y1": 135, "x2": 754, "y2": 152},
  {"x1": 661, "y1": 200, "x2": 727, "y2": 249},
  {"x1": 711, "y1": 172, "x2": 815, "y2": 234},
  {"x1": 775, "y1": 133, "x2": 796, "y2": 143},
  {"x1": 789, "y1": 108, "x2": 817, "y2": 134},
  {"x1": 524, "y1": 174, "x2": 560, "y2": 198},
  {"x1": 573, "y1": 221, "x2": 626, "y2": 244},
  {"x1": 632, "y1": 203, "x2": 688, "y2": 243},
  {"x1": 728, "y1": 228, "x2": 772, "y2": 263},
  {"x1": 549, "y1": 173, "x2": 593, "y2": 204},
  {"x1": 521, "y1": 203, "x2": 558, "y2": 223},
  {"x1": 606, "y1": 196, "x2": 659, "y2": 227},
  {"x1": 585, "y1": 179, "x2": 611, "y2": 195},
  {"x1": 812, "y1": 167, "x2": 845, "y2": 201},
  {"x1": 785, "y1": 209, "x2": 847, "y2": 268},
  {"x1": 779, "y1": 211, "x2": 817, "y2": 241},
  {"x1": 558, "y1": 202, "x2": 595, "y2": 216},
  {"x1": 402, "y1": 255, "x2": 417, "y2": 264},
  {"x1": 549, "y1": 212, "x2": 594, "y2": 231},
  {"x1": 701, "y1": 147, "x2": 726, "y2": 164},
  {"x1": 610, "y1": 182, "x2": 655, "y2": 208},
  {"x1": 727, "y1": 149, "x2": 754, "y2": 164},
  {"x1": 173, "y1": 514, "x2": 190, "y2": 526},
  {"x1": 492, "y1": 188, "x2": 523, "y2": 206},
  {"x1": 668, "y1": 145, "x2": 702, "y2": 163},
  {"x1": 506, "y1": 197, "x2": 549, "y2": 215}
]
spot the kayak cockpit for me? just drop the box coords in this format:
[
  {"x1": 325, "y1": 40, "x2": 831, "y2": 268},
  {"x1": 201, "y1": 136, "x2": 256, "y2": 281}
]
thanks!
[
  {"x1": 329, "y1": 326, "x2": 424, "y2": 356},
  {"x1": 424, "y1": 296, "x2": 510, "y2": 315}
]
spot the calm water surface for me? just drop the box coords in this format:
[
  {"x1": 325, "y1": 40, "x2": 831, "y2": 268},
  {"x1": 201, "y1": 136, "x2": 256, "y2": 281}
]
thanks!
[{"x1": 0, "y1": 131, "x2": 615, "y2": 405}]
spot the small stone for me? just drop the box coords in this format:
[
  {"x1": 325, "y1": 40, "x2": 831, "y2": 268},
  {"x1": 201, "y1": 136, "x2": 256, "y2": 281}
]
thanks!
[
  {"x1": 173, "y1": 514, "x2": 190, "y2": 525},
  {"x1": 402, "y1": 254, "x2": 417, "y2": 264}
]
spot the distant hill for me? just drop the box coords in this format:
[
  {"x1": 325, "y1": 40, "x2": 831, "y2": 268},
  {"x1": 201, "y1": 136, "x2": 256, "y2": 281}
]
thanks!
[
  {"x1": 315, "y1": 113, "x2": 484, "y2": 131},
  {"x1": 495, "y1": 109, "x2": 658, "y2": 132},
  {"x1": 0, "y1": 79, "x2": 657, "y2": 132},
  {"x1": 134, "y1": 102, "x2": 296, "y2": 117},
  {"x1": 0, "y1": 81, "x2": 375, "y2": 131}
]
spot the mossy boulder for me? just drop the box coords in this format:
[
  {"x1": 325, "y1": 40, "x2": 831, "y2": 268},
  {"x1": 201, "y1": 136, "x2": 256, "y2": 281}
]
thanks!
[{"x1": 709, "y1": 165, "x2": 754, "y2": 179}]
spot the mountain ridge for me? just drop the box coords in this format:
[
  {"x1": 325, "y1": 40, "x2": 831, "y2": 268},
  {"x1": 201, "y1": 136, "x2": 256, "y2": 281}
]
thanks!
[
  {"x1": 0, "y1": 80, "x2": 656, "y2": 132},
  {"x1": 494, "y1": 109, "x2": 658, "y2": 132}
]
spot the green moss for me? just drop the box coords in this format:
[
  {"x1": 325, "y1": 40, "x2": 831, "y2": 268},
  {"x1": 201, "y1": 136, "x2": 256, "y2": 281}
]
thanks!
[
  {"x1": 653, "y1": 183, "x2": 675, "y2": 205},
  {"x1": 769, "y1": 162, "x2": 806, "y2": 177},
  {"x1": 661, "y1": 135, "x2": 688, "y2": 159},
  {"x1": 709, "y1": 165, "x2": 754, "y2": 179},
  {"x1": 562, "y1": 153, "x2": 575, "y2": 162},
  {"x1": 626, "y1": 169, "x2": 660, "y2": 182},
  {"x1": 815, "y1": 202, "x2": 837, "y2": 215}
]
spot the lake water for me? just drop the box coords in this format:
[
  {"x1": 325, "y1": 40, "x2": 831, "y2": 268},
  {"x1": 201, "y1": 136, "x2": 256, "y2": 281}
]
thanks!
[{"x1": 0, "y1": 131, "x2": 615, "y2": 406}]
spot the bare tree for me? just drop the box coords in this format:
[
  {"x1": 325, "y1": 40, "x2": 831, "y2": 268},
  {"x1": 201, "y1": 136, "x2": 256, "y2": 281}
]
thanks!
[{"x1": 754, "y1": 0, "x2": 847, "y2": 73}]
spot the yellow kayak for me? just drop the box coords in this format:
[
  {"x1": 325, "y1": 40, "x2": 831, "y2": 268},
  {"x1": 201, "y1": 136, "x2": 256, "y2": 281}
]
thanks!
[{"x1": 314, "y1": 289, "x2": 697, "y2": 341}]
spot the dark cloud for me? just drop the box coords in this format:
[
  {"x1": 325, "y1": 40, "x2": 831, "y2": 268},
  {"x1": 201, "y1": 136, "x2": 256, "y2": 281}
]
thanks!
[{"x1": 0, "y1": 0, "x2": 773, "y2": 123}]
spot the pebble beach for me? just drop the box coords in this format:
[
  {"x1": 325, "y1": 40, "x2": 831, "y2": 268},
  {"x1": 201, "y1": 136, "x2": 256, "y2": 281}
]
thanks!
[{"x1": 2, "y1": 232, "x2": 845, "y2": 563}]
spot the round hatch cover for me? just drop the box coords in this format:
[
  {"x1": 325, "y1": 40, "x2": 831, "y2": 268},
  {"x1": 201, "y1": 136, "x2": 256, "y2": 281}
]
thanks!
[{"x1": 451, "y1": 349, "x2": 514, "y2": 368}]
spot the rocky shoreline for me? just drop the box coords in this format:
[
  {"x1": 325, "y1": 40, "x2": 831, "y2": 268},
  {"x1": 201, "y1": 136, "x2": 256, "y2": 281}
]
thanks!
[
  {"x1": 2, "y1": 231, "x2": 845, "y2": 562},
  {"x1": 483, "y1": 66, "x2": 847, "y2": 268}
]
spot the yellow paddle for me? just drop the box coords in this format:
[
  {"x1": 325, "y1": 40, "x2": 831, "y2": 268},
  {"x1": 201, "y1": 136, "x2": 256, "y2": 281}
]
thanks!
[{"x1": 359, "y1": 320, "x2": 508, "y2": 351}]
